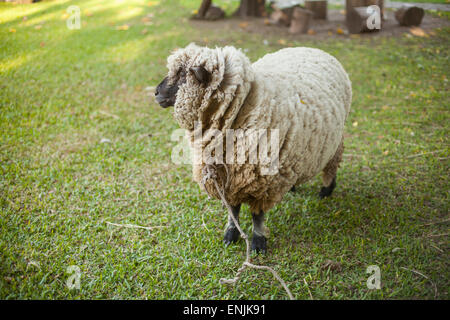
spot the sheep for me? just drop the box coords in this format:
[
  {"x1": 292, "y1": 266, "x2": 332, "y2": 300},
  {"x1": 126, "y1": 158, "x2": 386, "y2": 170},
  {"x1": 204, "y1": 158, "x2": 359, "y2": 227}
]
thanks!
[{"x1": 155, "y1": 43, "x2": 352, "y2": 253}]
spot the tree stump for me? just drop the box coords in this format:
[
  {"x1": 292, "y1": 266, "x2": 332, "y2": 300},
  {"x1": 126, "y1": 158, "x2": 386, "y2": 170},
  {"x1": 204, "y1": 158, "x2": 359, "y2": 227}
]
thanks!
[
  {"x1": 289, "y1": 7, "x2": 313, "y2": 34},
  {"x1": 395, "y1": 5, "x2": 424, "y2": 26},
  {"x1": 347, "y1": 6, "x2": 381, "y2": 34},
  {"x1": 234, "y1": 0, "x2": 266, "y2": 17},
  {"x1": 205, "y1": 6, "x2": 225, "y2": 20},
  {"x1": 305, "y1": 0, "x2": 327, "y2": 20}
]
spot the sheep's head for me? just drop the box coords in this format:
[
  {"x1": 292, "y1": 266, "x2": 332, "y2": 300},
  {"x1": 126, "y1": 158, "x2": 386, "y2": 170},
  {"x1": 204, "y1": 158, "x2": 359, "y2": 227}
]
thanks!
[
  {"x1": 155, "y1": 65, "x2": 210, "y2": 108},
  {"x1": 156, "y1": 43, "x2": 254, "y2": 131}
]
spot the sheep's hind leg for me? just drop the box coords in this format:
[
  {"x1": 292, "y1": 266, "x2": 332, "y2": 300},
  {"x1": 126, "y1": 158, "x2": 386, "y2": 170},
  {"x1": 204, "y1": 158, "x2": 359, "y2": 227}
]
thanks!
[
  {"x1": 251, "y1": 211, "x2": 267, "y2": 254},
  {"x1": 319, "y1": 141, "x2": 343, "y2": 199},
  {"x1": 223, "y1": 204, "x2": 241, "y2": 246}
]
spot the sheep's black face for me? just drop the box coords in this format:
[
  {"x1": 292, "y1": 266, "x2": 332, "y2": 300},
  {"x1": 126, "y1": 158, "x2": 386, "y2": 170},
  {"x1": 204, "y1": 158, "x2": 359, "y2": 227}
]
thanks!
[
  {"x1": 155, "y1": 70, "x2": 186, "y2": 108},
  {"x1": 155, "y1": 66, "x2": 210, "y2": 108}
]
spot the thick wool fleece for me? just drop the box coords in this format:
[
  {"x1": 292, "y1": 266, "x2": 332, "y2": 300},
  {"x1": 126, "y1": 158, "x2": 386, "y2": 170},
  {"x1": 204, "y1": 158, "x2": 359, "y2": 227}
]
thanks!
[{"x1": 167, "y1": 44, "x2": 352, "y2": 213}]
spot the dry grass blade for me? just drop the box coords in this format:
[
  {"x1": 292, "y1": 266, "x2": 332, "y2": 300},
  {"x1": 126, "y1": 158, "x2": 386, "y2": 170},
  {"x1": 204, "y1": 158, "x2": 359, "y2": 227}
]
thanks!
[
  {"x1": 400, "y1": 267, "x2": 437, "y2": 299},
  {"x1": 105, "y1": 221, "x2": 164, "y2": 231}
]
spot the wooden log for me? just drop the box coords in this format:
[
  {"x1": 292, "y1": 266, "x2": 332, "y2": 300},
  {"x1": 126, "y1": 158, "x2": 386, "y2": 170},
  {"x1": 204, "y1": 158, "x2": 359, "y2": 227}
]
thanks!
[
  {"x1": 269, "y1": 1, "x2": 302, "y2": 26},
  {"x1": 304, "y1": 0, "x2": 327, "y2": 20},
  {"x1": 395, "y1": 5, "x2": 424, "y2": 26},
  {"x1": 270, "y1": 9, "x2": 291, "y2": 26},
  {"x1": 289, "y1": 7, "x2": 313, "y2": 34},
  {"x1": 346, "y1": 0, "x2": 384, "y2": 22},
  {"x1": 347, "y1": 6, "x2": 381, "y2": 34}
]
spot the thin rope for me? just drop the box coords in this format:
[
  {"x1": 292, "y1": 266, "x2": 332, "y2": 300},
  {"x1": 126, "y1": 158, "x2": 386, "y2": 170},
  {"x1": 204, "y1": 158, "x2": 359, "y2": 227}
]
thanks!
[{"x1": 202, "y1": 164, "x2": 294, "y2": 300}]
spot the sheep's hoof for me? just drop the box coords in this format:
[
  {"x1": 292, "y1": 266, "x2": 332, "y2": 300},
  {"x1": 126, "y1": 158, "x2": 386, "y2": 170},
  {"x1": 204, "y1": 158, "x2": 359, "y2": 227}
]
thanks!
[
  {"x1": 319, "y1": 178, "x2": 336, "y2": 199},
  {"x1": 251, "y1": 234, "x2": 267, "y2": 254},
  {"x1": 223, "y1": 226, "x2": 240, "y2": 246}
]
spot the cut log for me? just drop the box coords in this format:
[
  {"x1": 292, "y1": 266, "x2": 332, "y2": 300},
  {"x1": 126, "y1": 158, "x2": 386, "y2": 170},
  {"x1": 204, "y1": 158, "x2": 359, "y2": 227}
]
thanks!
[
  {"x1": 304, "y1": 0, "x2": 327, "y2": 20},
  {"x1": 346, "y1": 0, "x2": 384, "y2": 22},
  {"x1": 395, "y1": 5, "x2": 424, "y2": 26},
  {"x1": 347, "y1": 6, "x2": 381, "y2": 34},
  {"x1": 270, "y1": 9, "x2": 291, "y2": 26},
  {"x1": 269, "y1": 2, "x2": 300, "y2": 26},
  {"x1": 289, "y1": 7, "x2": 313, "y2": 34},
  {"x1": 234, "y1": 0, "x2": 266, "y2": 17}
]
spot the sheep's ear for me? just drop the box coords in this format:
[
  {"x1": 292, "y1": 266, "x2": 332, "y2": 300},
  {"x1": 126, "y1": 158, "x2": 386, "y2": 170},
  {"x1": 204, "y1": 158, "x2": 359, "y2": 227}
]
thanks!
[{"x1": 190, "y1": 66, "x2": 210, "y2": 84}]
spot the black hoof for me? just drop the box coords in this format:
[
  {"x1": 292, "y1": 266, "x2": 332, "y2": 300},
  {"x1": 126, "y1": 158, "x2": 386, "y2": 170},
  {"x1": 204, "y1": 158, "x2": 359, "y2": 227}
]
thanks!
[
  {"x1": 251, "y1": 234, "x2": 267, "y2": 254},
  {"x1": 319, "y1": 177, "x2": 336, "y2": 199},
  {"x1": 290, "y1": 186, "x2": 296, "y2": 193},
  {"x1": 223, "y1": 226, "x2": 240, "y2": 246}
]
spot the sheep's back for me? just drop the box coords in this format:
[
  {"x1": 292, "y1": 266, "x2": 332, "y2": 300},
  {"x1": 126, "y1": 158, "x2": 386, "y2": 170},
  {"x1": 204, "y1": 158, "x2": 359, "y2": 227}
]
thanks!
[{"x1": 230, "y1": 47, "x2": 352, "y2": 212}]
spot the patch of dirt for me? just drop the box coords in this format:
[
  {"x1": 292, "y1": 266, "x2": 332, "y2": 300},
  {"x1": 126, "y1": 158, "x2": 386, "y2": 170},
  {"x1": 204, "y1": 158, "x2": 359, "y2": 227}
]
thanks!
[{"x1": 190, "y1": 9, "x2": 450, "y2": 40}]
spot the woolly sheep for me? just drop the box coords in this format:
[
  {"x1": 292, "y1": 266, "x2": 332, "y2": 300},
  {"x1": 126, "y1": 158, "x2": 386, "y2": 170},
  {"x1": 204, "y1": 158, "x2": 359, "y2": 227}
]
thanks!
[{"x1": 155, "y1": 44, "x2": 352, "y2": 253}]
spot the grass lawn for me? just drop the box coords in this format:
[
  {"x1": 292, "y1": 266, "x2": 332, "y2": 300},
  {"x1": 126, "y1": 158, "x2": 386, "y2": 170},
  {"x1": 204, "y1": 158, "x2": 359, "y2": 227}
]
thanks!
[{"x1": 0, "y1": 0, "x2": 449, "y2": 299}]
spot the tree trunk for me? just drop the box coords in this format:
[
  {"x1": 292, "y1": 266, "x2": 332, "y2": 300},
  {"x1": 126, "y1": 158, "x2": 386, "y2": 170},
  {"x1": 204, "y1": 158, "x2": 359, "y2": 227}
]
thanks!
[
  {"x1": 289, "y1": 7, "x2": 313, "y2": 34},
  {"x1": 234, "y1": 0, "x2": 266, "y2": 17},
  {"x1": 195, "y1": 0, "x2": 212, "y2": 19},
  {"x1": 305, "y1": 0, "x2": 327, "y2": 20},
  {"x1": 395, "y1": 5, "x2": 424, "y2": 26}
]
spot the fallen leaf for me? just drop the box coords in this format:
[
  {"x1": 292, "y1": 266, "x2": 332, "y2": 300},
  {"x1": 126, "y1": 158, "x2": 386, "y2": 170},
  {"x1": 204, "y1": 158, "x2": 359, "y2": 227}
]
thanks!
[
  {"x1": 141, "y1": 28, "x2": 148, "y2": 35},
  {"x1": 34, "y1": 25, "x2": 42, "y2": 30},
  {"x1": 352, "y1": 121, "x2": 358, "y2": 127},
  {"x1": 40, "y1": 42, "x2": 45, "y2": 47},
  {"x1": 141, "y1": 16, "x2": 151, "y2": 23},
  {"x1": 9, "y1": 28, "x2": 16, "y2": 33},
  {"x1": 61, "y1": 13, "x2": 69, "y2": 19},
  {"x1": 84, "y1": 10, "x2": 93, "y2": 17},
  {"x1": 264, "y1": 18, "x2": 270, "y2": 25},
  {"x1": 278, "y1": 39, "x2": 286, "y2": 45},
  {"x1": 239, "y1": 22, "x2": 249, "y2": 29},
  {"x1": 410, "y1": 27, "x2": 427, "y2": 37},
  {"x1": 307, "y1": 29, "x2": 316, "y2": 35},
  {"x1": 148, "y1": 1, "x2": 159, "y2": 6},
  {"x1": 23, "y1": 16, "x2": 27, "y2": 21},
  {"x1": 336, "y1": 27, "x2": 344, "y2": 35},
  {"x1": 381, "y1": 105, "x2": 389, "y2": 110},
  {"x1": 340, "y1": 10, "x2": 346, "y2": 15},
  {"x1": 383, "y1": 150, "x2": 389, "y2": 155},
  {"x1": 328, "y1": 31, "x2": 333, "y2": 36},
  {"x1": 116, "y1": 24, "x2": 130, "y2": 31}
]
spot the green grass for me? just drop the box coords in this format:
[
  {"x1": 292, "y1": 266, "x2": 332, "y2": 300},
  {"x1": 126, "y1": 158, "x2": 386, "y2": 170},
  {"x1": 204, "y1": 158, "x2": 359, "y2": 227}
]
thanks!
[{"x1": 0, "y1": 0, "x2": 449, "y2": 299}]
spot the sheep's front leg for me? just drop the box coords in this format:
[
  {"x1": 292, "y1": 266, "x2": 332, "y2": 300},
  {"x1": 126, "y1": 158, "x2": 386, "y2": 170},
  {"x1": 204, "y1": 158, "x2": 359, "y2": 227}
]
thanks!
[
  {"x1": 251, "y1": 211, "x2": 267, "y2": 254},
  {"x1": 223, "y1": 204, "x2": 241, "y2": 246}
]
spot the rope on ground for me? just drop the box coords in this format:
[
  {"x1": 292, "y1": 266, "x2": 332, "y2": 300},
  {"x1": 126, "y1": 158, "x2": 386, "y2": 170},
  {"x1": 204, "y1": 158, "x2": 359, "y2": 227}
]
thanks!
[{"x1": 202, "y1": 164, "x2": 294, "y2": 300}]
